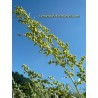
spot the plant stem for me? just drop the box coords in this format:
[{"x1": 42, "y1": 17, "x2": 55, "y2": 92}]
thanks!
[
  {"x1": 65, "y1": 68, "x2": 81, "y2": 98},
  {"x1": 70, "y1": 75, "x2": 81, "y2": 98}
]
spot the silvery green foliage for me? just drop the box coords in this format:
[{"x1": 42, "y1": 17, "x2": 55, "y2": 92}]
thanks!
[{"x1": 12, "y1": 64, "x2": 71, "y2": 98}]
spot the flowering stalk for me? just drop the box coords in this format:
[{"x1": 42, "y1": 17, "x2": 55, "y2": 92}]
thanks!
[{"x1": 13, "y1": 6, "x2": 86, "y2": 98}]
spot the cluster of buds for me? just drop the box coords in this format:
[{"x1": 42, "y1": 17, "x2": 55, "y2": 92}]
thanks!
[{"x1": 14, "y1": 5, "x2": 86, "y2": 75}]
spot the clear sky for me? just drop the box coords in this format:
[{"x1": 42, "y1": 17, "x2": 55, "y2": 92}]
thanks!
[{"x1": 12, "y1": 0, "x2": 86, "y2": 89}]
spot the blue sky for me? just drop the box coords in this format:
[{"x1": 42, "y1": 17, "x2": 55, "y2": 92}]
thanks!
[{"x1": 12, "y1": 0, "x2": 86, "y2": 88}]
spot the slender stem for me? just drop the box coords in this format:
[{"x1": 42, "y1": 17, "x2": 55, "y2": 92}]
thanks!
[
  {"x1": 69, "y1": 75, "x2": 81, "y2": 98},
  {"x1": 65, "y1": 68, "x2": 81, "y2": 98}
]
